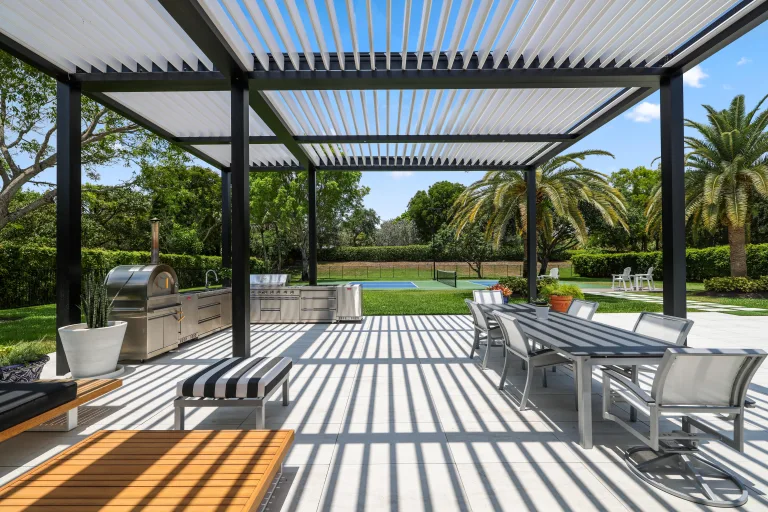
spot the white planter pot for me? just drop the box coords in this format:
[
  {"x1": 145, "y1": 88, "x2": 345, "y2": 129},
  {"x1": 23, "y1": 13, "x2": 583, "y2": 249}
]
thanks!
[
  {"x1": 534, "y1": 305, "x2": 550, "y2": 321},
  {"x1": 58, "y1": 321, "x2": 127, "y2": 378}
]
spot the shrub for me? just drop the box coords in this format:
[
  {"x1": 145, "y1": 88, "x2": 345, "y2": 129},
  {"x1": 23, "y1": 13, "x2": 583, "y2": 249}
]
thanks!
[
  {"x1": 703, "y1": 276, "x2": 768, "y2": 293},
  {"x1": 497, "y1": 276, "x2": 564, "y2": 298},
  {"x1": 571, "y1": 243, "x2": 768, "y2": 280},
  {"x1": 0, "y1": 341, "x2": 50, "y2": 367},
  {"x1": 318, "y1": 244, "x2": 524, "y2": 262},
  {"x1": 539, "y1": 283, "x2": 585, "y2": 301}
]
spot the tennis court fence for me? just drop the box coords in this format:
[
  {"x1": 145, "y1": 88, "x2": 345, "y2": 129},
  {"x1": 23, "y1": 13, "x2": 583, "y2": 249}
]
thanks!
[{"x1": 316, "y1": 261, "x2": 573, "y2": 281}]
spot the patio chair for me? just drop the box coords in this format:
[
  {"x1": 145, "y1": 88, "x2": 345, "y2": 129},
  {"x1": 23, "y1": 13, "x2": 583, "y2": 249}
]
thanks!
[
  {"x1": 612, "y1": 267, "x2": 632, "y2": 291},
  {"x1": 493, "y1": 311, "x2": 571, "y2": 410},
  {"x1": 605, "y1": 312, "x2": 695, "y2": 380},
  {"x1": 466, "y1": 299, "x2": 504, "y2": 370},
  {"x1": 633, "y1": 266, "x2": 655, "y2": 291},
  {"x1": 472, "y1": 290, "x2": 504, "y2": 304},
  {"x1": 566, "y1": 299, "x2": 599, "y2": 320},
  {"x1": 537, "y1": 267, "x2": 559, "y2": 280},
  {"x1": 602, "y1": 347, "x2": 766, "y2": 507}
]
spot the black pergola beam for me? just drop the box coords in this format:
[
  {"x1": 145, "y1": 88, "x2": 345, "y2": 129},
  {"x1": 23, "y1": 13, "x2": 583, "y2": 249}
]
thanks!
[
  {"x1": 660, "y1": 73, "x2": 687, "y2": 318},
  {"x1": 221, "y1": 168, "x2": 231, "y2": 287},
  {"x1": 308, "y1": 164, "x2": 318, "y2": 286},
  {"x1": 75, "y1": 71, "x2": 228, "y2": 92},
  {"x1": 0, "y1": 32, "x2": 68, "y2": 79},
  {"x1": 526, "y1": 168, "x2": 537, "y2": 300},
  {"x1": 176, "y1": 134, "x2": 578, "y2": 145},
  {"x1": 249, "y1": 90, "x2": 310, "y2": 168},
  {"x1": 527, "y1": 86, "x2": 657, "y2": 167},
  {"x1": 55, "y1": 81, "x2": 81, "y2": 375},
  {"x1": 313, "y1": 156, "x2": 530, "y2": 171}
]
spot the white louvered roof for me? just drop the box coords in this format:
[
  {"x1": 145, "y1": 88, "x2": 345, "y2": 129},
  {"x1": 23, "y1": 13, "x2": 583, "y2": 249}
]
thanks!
[{"x1": 0, "y1": 0, "x2": 764, "y2": 170}]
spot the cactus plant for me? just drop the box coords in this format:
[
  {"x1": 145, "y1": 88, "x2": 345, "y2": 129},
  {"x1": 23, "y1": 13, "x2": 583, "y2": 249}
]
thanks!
[{"x1": 81, "y1": 273, "x2": 112, "y2": 329}]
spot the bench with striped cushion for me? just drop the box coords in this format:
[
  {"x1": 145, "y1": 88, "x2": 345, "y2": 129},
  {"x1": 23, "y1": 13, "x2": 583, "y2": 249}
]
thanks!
[{"x1": 174, "y1": 356, "x2": 291, "y2": 430}]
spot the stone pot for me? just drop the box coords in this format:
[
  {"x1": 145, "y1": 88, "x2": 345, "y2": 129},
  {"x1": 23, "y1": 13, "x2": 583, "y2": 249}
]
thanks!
[
  {"x1": 549, "y1": 295, "x2": 573, "y2": 313},
  {"x1": 58, "y1": 321, "x2": 127, "y2": 378},
  {"x1": 0, "y1": 355, "x2": 50, "y2": 382}
]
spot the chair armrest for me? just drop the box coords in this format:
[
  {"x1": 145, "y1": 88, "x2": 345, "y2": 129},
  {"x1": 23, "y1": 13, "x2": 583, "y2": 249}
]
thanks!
[
  {"x1": 602, "y1": 369, "x2": 654, "y2": 404},
  {"x1": 745, "y1": 396, "x2": 756, "y2": 408}
]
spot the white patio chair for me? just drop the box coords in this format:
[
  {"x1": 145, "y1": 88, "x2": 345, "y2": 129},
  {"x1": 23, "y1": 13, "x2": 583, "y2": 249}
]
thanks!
[
  {"x1": 465, "y1": 299, "x2": 504, "y2": 370},
  {"x1": 612, "y1": 267, "x2": 632, "y2": 291},
  {"x1": 537, "y1": 267, "x2": 559, "y2": 280},
  {"x1": 566, "y1": 299, "x2": 599, "y2": 320},
  {"x1": 493, "y1": 311, "x2": 571, "y2": 410},
  {"x1": 602, "y1": 347, "x2": 766, "y2": 507},
  {"x1": 634, "y1": 266, "x2": 655, "y2": 291},
  {"x1": 473, "y1": 290, "x2": 503, "y2": 304}
]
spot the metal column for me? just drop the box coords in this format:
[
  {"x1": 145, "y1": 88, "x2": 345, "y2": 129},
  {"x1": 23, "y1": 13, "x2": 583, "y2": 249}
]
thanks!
[
  {"x1": 221, "y1": 168, "x2": 231, "y2": 287},
  {"x1": 55, "y1": 81, "x2": 81, "y2": 376},
  {"x1": 660, "y1": 72, "x2": 687, "y2": 318},
  {"x1": 231, "y1": 76, "x2": 250, "y2": 357},
  {"x1": 526, "y1": 168, "x2": 537, "y2": 300},
  {"x1": 308, "y1": 164, "x2": 318, "y2": 285}
]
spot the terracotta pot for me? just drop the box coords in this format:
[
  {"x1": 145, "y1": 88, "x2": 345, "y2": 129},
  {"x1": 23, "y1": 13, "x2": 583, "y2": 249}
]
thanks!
[{"x1": 549, "y1": 295, "x2": 572, "y2": 313}]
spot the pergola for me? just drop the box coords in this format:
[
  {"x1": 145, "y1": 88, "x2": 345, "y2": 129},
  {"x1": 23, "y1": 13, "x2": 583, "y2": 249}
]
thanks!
[{"x1": 1, "y1": 0, "x2": 766, "y2": 375}]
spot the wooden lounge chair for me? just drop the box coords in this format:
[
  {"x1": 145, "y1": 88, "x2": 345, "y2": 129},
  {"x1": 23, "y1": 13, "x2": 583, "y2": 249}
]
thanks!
[
  {"x1": 0, "y1": 379, "x2": 122, "y2": 442},
  {"x1": 0, "y1": 429, "x2": 295, "y2": 510}
]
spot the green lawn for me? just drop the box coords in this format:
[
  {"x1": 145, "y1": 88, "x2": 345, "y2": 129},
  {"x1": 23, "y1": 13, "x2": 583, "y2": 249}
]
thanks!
[{"x1": 0, "y1": 305, "x2": 57, "y2": 354}]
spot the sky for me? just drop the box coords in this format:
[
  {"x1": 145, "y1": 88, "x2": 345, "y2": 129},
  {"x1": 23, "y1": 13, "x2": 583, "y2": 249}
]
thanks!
[{"x1": 27, "y1": 7, "x2": 768, "y2": 223}]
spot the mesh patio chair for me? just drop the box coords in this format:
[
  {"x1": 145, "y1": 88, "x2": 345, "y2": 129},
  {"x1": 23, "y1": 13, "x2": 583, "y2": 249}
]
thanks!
[
  {"x1": 472, "y1": 290, "x2": 504, "y2": 304},
  {"x1": 493, "y1": 311, "x2": 571, "y2": 410},
  {"x1": 566, "y1": 299, "x2": 599, "y2": 320},
  {"x1": 633, "y1": 266, "x2": 655, "y2": 291},
  {"x1": 466, "y1": 299, "x2": 504, "y2": 370},
  {"x1": 612, "y1": 267, "x2": 632, "y2": 291},
  {"x1": 602, "y1": 347, "x2": 766, "y2": 507}
]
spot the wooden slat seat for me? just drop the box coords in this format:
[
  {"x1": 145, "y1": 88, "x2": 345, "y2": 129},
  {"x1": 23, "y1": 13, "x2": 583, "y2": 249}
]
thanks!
[
  {"x1": 0, "y1": 379, "x2": 122, "y2": 443},
  {"x1": 0, "y1": 429, "x2": 295, "y2": 511}
]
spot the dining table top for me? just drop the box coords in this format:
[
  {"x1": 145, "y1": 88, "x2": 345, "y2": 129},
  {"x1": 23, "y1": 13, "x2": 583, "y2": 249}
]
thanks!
[{"x1": 477, "y1": 302, "x2": 673, "y2": 358}]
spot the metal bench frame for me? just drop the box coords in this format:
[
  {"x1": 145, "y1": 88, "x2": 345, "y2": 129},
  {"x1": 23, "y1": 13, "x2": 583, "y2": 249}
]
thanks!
[{"x1": 174, "y1": 373, "x2": 290, "y2": 430}]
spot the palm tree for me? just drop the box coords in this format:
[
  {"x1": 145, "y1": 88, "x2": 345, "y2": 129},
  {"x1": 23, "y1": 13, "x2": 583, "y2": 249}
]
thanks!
[
  {"x1": 646, "y1": 94, "x2": 768, "y2": 277},
  {"x1": 452, "y1": 150, "x2": 627, "y2": 274}
]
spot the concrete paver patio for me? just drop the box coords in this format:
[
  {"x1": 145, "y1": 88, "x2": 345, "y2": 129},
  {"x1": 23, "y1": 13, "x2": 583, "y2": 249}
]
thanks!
[{"x1": 2, "y1": 312, "x2": 767, "y2": 511}]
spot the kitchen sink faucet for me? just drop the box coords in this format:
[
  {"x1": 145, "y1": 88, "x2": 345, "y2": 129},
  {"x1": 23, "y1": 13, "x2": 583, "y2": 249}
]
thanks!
[{"x1": 205, "y1": 270, "x2": 218, "y2": 290}]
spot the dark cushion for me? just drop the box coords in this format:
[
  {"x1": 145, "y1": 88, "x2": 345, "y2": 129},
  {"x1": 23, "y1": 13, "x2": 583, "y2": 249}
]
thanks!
[
  {"x1": 0, "y1": 381, "x2": 78, "y2": 431},
  {"x1": 177, "y1": 356, "x2": 292, "y2": 399}
]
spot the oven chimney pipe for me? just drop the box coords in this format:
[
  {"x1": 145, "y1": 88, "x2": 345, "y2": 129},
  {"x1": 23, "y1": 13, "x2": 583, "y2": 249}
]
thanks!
[{"x1": 150, "y1": 218, "x2": 160, "y2": 264}]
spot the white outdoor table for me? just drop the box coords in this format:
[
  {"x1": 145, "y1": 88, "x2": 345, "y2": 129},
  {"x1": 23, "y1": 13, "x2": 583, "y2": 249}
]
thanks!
[{"x1": 477, "y1": 302, "x2": 672, "y2": 449}]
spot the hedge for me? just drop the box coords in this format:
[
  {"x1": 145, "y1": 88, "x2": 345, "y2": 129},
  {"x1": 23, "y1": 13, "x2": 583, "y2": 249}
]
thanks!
[
  {"x1": 0, "y1": 244, "x2": 265, "y2": 309},
  {"x1": 319, "y1": 244, "x2": 524, "y2": 262},
  {"x1": 703, "y1": 276, "x2": 768, "y2": 293},
  {"x1": 571, "y1": 243, "x2": 768, "y2": 281}
]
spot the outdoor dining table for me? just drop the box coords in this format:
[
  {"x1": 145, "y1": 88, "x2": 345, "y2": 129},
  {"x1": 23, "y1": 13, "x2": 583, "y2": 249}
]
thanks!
[{"x1": 476, "y1": 302, "x2": 674, "y2": 449}]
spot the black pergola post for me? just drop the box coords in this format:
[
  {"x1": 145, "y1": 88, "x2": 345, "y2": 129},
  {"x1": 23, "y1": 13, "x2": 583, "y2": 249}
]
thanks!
[
  {"x1": 55, "y1": 81, "x2": 81, "y2": 376},
  {"x1": 526, "y1": 168, "x2": 537, "y2": 300},
  {"x1": 660, "y1": 72, "x2": 687, "y2": 318},
  {"x1": 308, "y1": 164, "x2": 318, "y2": 286},
  {"x1": 221, "y1": 168, "x2": 231, "y2": 287},
  {"x1": 231, "y1": 75, "x2": 251, "y2": 357}
]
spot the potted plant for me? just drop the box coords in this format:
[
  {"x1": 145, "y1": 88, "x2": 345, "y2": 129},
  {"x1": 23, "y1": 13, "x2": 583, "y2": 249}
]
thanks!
[
  {"x1": 58, "y1": 274, "x2": 127, "y2": 378},
  {"x1": 531, "y1": 298, "x2": 550, "y2": 320},
  {"x1": 546, "y1": 284, "x2": 585, "y2": 313},
  {"x1": 0, "y1": 341, "x2": 51, "y2": 382},
  {"x1": 488, "y1": 284, "x2": 512, "y2": 303}
]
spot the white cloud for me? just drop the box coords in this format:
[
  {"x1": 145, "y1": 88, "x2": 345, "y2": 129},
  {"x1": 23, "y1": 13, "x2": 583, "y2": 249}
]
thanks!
[
  {"x1": 723, "y1": 84, "x2": 733, "y2": 90},
  {"x1": 625, "y1": 101, "x2": 660, "y2": 123},
  {"x1": 737, "y1": 57, "x2": 751, "y2": 66},
  {"x1": 391, "y1": 171, "x2": 414, "y2": 179},
  {"x1": 683, "y1": 65, "x2": 708, "y2": 88}
]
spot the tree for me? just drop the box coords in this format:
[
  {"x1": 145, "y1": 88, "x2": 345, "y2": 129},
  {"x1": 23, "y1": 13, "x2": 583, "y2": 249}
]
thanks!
[
  {"x1": 647, "y1": 94, "x2": 768, "y2": 277},
  {"x1": 433, "y1": 224, "x2": 492, "y2": 278},
  {"x1": 375, "y1": 218, "x2": 419, "y2": 246},
  {"x1": 250, "y1": 171, "x2": 369, "y2": 280},
  {"x1": 342, "y1": 207, "x2": 379, "y2": 246},
  {"x1": 0, "y1": 50, "x2": 166, "y2": 232},
  {"x1": 452, "y1": 150, "x2": 626, "y2": 274},
  {"x1": 406, "y1": 181, "x2": 465, "y2": 242}
]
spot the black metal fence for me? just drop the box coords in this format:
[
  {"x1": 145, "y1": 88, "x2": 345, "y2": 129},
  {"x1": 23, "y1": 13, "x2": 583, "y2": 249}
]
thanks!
[{"x1": 0, "y1": 267, "x2": 215, "y2": 310}]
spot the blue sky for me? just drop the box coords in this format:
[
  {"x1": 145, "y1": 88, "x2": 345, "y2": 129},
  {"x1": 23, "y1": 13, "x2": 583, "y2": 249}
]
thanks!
[{"x1": 29, "y1": 7, "x2": 768, "y2": 222}]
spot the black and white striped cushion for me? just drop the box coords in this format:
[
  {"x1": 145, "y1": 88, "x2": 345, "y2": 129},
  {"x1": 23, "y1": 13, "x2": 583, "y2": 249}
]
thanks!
[{"x1": 177, "y1": 357, "x2": 292, "y2": 399}]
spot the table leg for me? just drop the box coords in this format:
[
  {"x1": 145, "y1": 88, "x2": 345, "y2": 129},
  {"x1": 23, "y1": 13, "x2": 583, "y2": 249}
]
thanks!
[
  {"x1": 576, "y1": 357, "x2": 593, "y2": 449},
  {"x1": 630, "y1": 365, "x2": 638, "y2": 422}
]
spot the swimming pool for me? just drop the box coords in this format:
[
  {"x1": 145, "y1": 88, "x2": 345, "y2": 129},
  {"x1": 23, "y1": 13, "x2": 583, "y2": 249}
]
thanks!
[{"x1": 348, "y1": 281, "x2": 418, "y2": 289}]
